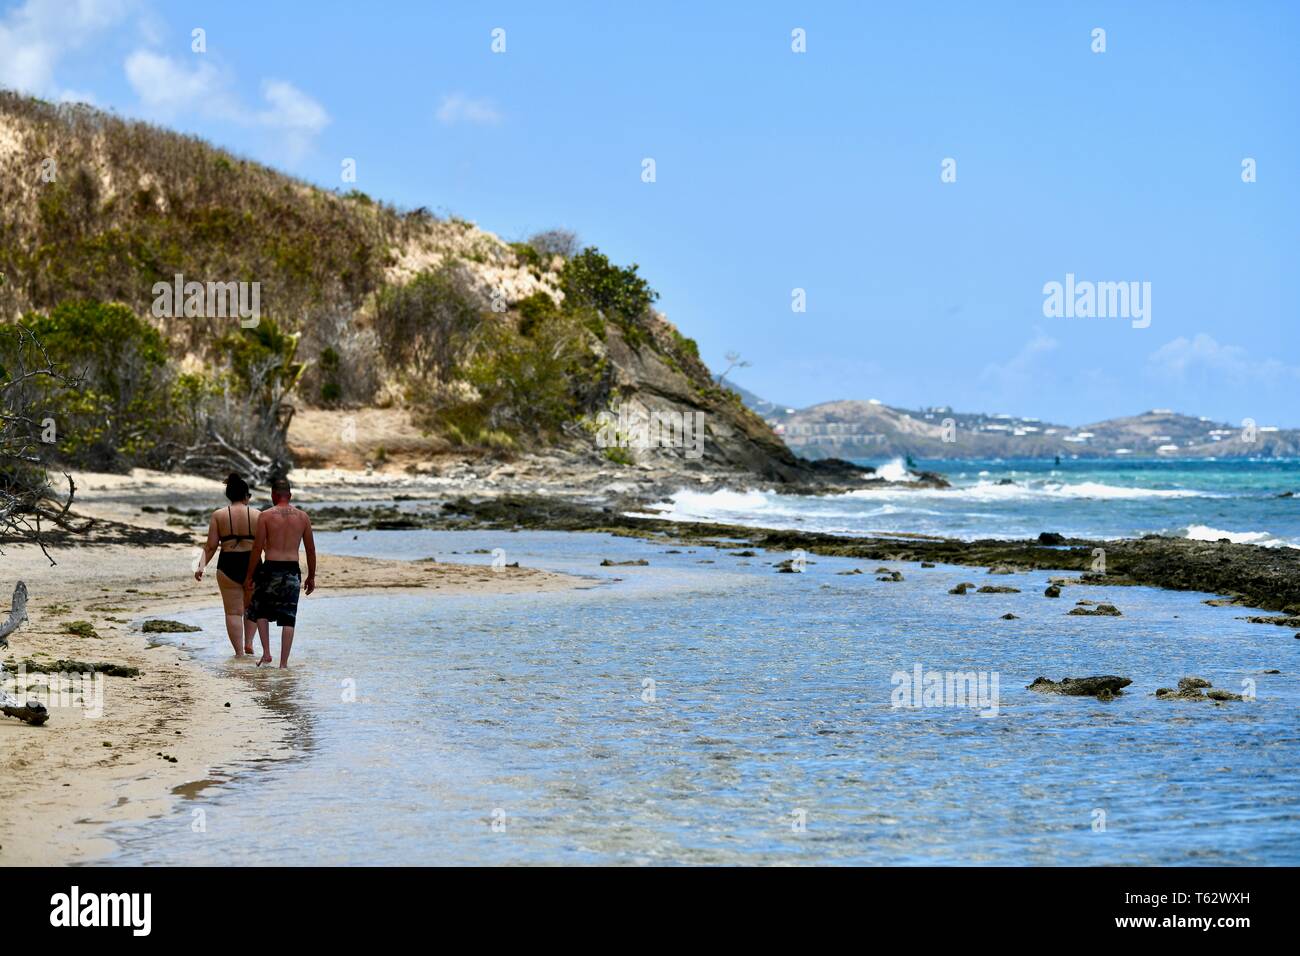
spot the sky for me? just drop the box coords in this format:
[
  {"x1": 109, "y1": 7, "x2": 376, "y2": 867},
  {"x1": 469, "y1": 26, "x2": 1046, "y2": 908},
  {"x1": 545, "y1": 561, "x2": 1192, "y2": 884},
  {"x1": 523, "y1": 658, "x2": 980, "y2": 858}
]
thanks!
[{"x1": 2, "y1": 0, "x2": 1297, "y2": 427}]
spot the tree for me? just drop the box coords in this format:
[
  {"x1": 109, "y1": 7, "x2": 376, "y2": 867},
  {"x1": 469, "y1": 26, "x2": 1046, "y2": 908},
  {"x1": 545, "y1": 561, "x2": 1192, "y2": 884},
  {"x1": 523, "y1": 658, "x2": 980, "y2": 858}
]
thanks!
[
  {"x1": 718, "y1": 350, "x2": 751, "y2": 386},
  {"x1": 0, "y1": 321, "x2": 84, "y2": 563}
]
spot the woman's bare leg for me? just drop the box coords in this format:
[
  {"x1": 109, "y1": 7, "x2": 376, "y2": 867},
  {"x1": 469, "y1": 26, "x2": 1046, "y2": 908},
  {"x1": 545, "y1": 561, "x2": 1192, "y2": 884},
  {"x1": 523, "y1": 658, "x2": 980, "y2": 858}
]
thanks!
[
  {"x1": 243, "y1": 616, "x2": 257, "y2": 655},
  {"x1": 224, "y1": 613, "x2": 245, "y2": 656}
]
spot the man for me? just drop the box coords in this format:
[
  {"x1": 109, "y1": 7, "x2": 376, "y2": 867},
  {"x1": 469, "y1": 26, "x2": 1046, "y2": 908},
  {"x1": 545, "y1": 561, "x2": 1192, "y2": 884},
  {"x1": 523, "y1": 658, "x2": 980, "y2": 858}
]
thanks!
[{"x1": 243, "y1": 476, "x2": 316, "y2": 667}]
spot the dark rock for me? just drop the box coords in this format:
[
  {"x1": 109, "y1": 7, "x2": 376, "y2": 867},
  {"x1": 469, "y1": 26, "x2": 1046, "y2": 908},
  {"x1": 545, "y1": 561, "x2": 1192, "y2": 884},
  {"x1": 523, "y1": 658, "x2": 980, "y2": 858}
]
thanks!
[
  {"x1": 1242, "y1": 615, "x2": 1300, "y2": 627},
  {"x1": 600, "y1": 559, "x2": 648, "y2": 567},
  {"x1": 1157, "y1": 677, "x2": 1241, "y2": 703},
  {"x1": 988, "y1": 566, "x2": 1015, "y2": 575},
  {"x1": 1068, "y1": 604, "x2": 1122, "y2": 616},
  {"x1": 141, "y1": 619, "x2": 200, "y2": 633},
  {"x1": 977, "y1": 585, "x2": 1020, "y2": 593},
  {"x1": 1037, "y1": 532, "x2": 1066, "y2": 545},
  {"x1": 876, "y1": 570, "x2": 904, "y2": 582},
  {"x1": 1028, "y1": 675, "x2": 1132, "y2": 697},
  {"x1": 1044, "y1": 584, "x2": 1061, "y2": 598},
  {"x1": 1000, "y1": 613, "x2": 1018, "y2": 620},
  {"x1": 921, "y1": 562, "x2": 936, "y2": 568},
  {"x1": 949, "y1": 582, "x2": 975, "y2": 595},
  {"x1": 836, "y1": 568, "x2": 863, "y2": 575}
]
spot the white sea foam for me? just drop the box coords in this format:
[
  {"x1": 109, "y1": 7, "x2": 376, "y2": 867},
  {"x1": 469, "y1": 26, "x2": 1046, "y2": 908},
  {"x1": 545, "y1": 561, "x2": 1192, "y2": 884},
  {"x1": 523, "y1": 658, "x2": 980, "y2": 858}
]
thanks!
[
  {"x1": 875, "y1": 457, "x2": 918, "y2": 483},
  {"x1": 1183, "y1": 524, "x2": 1297, "y2": 548}
]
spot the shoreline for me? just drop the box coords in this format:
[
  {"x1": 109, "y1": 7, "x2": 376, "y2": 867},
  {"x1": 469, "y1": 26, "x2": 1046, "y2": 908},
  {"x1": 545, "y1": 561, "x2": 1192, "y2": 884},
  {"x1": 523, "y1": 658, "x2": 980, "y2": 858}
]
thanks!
[
  {"x1": 0, "y1": 489, "x2": 587, "y2": 865},
  {"x1": 3, "y1": 465, "x2": 1295, "y2": 865}
]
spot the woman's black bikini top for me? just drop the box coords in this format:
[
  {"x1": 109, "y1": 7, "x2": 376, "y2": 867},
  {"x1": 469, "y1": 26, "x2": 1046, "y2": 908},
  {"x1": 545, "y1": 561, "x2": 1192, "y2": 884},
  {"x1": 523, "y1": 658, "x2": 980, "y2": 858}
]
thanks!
[{"x1": 219, "y1": 506, "x2": 255, "y2": 547}]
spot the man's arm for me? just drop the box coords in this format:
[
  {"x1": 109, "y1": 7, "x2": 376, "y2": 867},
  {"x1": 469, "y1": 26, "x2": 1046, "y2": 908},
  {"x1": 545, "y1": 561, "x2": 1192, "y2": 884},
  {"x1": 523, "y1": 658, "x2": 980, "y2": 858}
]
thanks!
[
  {"x1": 302, "y1": 513, "x2": 316, "y2": 595},
  {"x1": 244, "y1": 513, "x2": 267, "y2": 595},
  {"x1": 195, "y1": 515, "x2": 219, "y2": 581}
]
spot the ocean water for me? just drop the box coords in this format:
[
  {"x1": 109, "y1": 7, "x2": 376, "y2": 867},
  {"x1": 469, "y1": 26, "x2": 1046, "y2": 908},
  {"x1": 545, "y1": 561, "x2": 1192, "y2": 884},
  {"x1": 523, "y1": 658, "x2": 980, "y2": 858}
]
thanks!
[
  {"x1": 644, "y1": 458, "x2": 1300, "y2": 546},
  {"x1": 102, "y1": 529, "x2": 1299, "y2": 866}
]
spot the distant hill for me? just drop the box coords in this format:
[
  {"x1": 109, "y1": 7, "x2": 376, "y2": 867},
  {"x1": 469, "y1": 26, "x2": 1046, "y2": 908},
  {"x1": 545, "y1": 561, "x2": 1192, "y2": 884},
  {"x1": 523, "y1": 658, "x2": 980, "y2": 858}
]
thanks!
[
  {"x1": 0, "y1": 90, "x2": 835, "y2": 482},
  {"x1": 729, "y1": 385, "x2": 1298, "y2": 459}
]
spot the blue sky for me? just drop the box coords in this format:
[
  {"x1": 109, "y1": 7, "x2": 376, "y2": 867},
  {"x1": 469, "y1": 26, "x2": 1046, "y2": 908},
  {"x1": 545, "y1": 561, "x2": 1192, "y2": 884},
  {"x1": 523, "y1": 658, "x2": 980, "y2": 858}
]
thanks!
[{"x1": 3, "y1": 0, "x2": 1297, "y2": 426}]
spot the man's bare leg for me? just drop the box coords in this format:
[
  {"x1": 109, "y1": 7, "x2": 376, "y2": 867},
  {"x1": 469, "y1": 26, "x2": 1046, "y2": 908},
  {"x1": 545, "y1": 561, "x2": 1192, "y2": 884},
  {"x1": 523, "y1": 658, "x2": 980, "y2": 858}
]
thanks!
[
  {"x1": 256, "y1": 619, "x2": 272, "y2": 666},
  {"x1": 279, "y1": 625, "x2": 295, "y2": 668},
  {"x1": 223, "y1": 614, "x2": 245, "y2": 656}
]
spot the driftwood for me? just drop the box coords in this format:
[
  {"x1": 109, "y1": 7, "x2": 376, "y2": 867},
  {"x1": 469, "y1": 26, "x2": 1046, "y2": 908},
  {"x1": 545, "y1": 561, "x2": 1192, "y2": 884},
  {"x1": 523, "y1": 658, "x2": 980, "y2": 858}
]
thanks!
[
  {"x1": 162, "y1": 428, "x2": 288, "y2": 486},
  {"x1": 0, "y1": 581, "x2": 49, "y2": 726},
  {"x1": 0, "y1": 580, "x2": 26, "y2": 643}
]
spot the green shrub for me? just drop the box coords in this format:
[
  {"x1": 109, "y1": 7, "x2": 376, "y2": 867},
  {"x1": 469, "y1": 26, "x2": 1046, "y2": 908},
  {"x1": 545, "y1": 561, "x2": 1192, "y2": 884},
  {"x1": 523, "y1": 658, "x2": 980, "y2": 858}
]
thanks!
[
  {"x1": 373, "y1": 263, "x2": 482, "y2": 381},
  {"x1": 559, "y1": 247, "x2": 657, "y2": 323},
  {"x1": 17, "y1": 300, "x2": 174, "y2": 469}
]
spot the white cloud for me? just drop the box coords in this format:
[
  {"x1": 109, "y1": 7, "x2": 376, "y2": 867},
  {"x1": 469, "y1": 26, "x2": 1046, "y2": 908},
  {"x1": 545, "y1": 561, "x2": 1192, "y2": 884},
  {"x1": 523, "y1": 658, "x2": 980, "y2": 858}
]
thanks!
[
  {"x1": 257, "y1": 79, "x2": 329, "y2": 134},
  {"x1": 0, "y1": 0, "x2": 134, "y2": 97},
  {"x1": 436, "y1": 93, "x2": 500, "y2": 126},
  {"x1": 1146, "y1": 333, "x2": 1300, "y2": 386},
  {"x1": 979, "y1": 328, "x2": 1059, "y2": 390},
  {"x1": 122, "y1": 51, "x2": 329, "y2": 157},
  {"x1": 124, "y1": 49, "x2": 228, "y2": 114}
]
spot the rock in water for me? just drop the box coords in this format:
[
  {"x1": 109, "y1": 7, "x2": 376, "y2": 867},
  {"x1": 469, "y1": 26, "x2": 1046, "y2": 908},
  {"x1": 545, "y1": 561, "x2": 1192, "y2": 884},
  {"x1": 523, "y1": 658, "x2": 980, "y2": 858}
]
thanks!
[
  {"x1": 1156, "y1": 676, "x2": 1243, "y2": 702},
  {"x1": 1027, "y1": 675, "x2": 1132, "y2": 697},
  {"x1": 978, "y1": 585, "x2": 1020, "y2": 593},
  {"x1": 1038, "y1": 532, "x2": 1066, "y2": 545},
  {"x1": 1067, "y1": 604, "x2": 1122, "y2": 616},
  {"x1": 600, "y1": 559, "x2": 648, "y2": 567},
  {"x1": 949, "y1": 582, "x2": 975, "y2": 595},
  {"x1": 142, "y1": 619, "x2": 201, "y2": 633},
  {"x1": 1044, "y1": 584, "x2": 1061, "y2": 598}
]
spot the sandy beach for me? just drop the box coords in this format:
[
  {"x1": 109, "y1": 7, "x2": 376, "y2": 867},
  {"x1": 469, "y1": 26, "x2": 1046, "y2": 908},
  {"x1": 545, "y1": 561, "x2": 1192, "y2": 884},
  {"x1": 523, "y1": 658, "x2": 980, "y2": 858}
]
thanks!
[{"x1": 0, "y1": 470, "x2": 584, "y2": 865}]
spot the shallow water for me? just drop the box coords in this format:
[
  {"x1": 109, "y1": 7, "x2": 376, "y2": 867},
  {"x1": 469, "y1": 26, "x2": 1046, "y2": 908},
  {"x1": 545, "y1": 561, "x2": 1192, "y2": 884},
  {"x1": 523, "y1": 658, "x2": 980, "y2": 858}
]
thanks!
[{"x1": 99, "y1": 529, "x2": 1300, "y2": 865}]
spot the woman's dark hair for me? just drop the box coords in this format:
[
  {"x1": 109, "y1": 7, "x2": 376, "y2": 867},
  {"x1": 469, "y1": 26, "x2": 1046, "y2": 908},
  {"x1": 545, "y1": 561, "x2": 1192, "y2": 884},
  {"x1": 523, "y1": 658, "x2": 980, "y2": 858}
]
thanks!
[{"x1": 224, "y1": 473, "x2": 250, "y2": 502}]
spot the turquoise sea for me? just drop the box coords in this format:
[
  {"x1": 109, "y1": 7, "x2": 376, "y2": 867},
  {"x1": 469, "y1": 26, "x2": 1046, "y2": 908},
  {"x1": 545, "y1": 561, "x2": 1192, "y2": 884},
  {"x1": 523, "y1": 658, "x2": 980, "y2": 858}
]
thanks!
[{"x1": 646, "y1": 458, "x2": 1300, "y2": 546}]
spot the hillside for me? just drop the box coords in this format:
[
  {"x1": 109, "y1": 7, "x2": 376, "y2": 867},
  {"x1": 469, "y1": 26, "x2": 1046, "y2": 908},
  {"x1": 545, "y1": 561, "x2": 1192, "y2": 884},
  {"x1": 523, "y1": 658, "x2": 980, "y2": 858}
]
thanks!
[
  {"x1": 740, "y1": 389, "x2": 1300, "y2": 459},
  {"x1": 0, "y1": 91, "x2": 844, "y2": 485}
]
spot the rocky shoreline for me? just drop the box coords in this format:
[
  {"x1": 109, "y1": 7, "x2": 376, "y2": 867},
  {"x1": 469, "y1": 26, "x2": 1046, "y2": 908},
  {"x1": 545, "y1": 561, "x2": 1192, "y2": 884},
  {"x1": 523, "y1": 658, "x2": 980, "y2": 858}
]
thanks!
[{"x1": 244, "y1": 491, "x2": 1300, "y2": 615}]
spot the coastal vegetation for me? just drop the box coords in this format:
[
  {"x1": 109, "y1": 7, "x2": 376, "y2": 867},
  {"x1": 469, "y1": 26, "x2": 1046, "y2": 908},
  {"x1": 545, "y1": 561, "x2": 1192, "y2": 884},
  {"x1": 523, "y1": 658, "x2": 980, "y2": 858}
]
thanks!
[{"x1": 0, "y1": 91, "x2": 795, "y2": 480}]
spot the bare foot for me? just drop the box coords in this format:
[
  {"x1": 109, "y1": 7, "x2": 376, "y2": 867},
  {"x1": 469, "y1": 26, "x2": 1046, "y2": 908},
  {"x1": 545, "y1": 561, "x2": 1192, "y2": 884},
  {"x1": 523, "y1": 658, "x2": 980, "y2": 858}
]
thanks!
[
  {"x1": 257, "y1": 654, "x2": 273, "y2": 667},
  {"x1": 244, "y1": 644, "x2": 255, "y2": 655}
]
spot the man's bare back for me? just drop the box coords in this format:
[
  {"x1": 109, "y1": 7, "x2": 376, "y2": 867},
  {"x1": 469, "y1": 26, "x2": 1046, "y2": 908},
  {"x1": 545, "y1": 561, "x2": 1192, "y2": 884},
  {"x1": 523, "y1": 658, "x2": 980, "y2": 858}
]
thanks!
[
  {"x1": 242, "y1": 477, "x2": 316, "y2": 667},
  {"x1": 259, "y1": 506, "x2": 316, "y2": 566}
]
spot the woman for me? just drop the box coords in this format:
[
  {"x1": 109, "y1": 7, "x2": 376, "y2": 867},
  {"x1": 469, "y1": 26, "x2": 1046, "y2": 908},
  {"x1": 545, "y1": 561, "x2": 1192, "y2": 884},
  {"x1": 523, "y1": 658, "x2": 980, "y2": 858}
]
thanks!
[{"x1": 195, "y1": 473, "x2": 261, "y2": 656}]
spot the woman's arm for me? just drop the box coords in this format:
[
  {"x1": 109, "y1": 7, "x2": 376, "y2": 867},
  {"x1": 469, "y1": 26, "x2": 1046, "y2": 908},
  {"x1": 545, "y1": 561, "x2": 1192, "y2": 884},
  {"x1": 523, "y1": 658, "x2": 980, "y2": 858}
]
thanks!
[{"x1": 194, "y1": 513, "x2": 219, "y2": 581}]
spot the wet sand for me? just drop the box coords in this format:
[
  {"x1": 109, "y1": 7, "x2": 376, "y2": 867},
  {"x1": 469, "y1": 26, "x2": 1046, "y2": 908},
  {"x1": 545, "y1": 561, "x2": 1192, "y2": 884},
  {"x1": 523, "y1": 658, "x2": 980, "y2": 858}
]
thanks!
[{"x1": 0, "y1": 472, "x2": 584, "y2": 865}]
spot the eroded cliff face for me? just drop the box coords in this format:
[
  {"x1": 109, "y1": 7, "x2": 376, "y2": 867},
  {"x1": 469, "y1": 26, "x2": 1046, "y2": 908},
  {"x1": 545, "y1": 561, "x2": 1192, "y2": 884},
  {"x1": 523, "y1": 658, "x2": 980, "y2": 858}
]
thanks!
[{"x1": 599, "y1": 322, "x2": 819, "y2": 481}]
